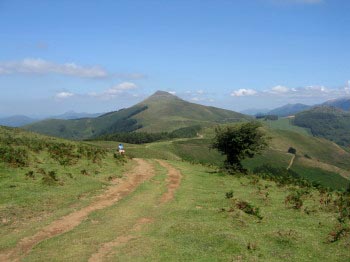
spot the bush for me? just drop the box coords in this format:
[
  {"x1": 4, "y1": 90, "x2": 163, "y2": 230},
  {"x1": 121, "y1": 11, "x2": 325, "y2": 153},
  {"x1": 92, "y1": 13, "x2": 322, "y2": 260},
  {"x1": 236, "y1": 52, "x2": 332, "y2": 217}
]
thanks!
[
  {"x1": 288, "y1": 147, "x2": 297, "y2": 154},
  {"x1": 42, "y1": 171, "x2": 58, "y2": 185},
  {"x1": 0, "y1": 145, "x2": 29, "y2": 167},
  {"x1": 25, "y1": 170, "x2": 35, "y2": 179},
  {"x1": 236, "y1": 200, "x2": 263, "y2": 220},
  {"x1": 225, "y1": 190, "x2": 234, "y2": 199}
]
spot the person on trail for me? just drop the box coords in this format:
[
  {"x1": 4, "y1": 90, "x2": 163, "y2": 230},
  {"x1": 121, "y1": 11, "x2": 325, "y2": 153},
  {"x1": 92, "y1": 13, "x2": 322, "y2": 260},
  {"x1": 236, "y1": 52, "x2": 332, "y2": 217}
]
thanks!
[{"x1": 118, "y1": 143, "x2": 125, "y2": 155}]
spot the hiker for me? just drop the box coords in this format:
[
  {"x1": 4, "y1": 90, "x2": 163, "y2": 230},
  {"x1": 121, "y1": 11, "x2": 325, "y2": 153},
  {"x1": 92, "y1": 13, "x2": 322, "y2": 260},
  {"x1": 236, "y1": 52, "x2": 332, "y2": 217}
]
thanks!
[{"x1": 118, "y1": 143, "x2": 125, "y2": 155}]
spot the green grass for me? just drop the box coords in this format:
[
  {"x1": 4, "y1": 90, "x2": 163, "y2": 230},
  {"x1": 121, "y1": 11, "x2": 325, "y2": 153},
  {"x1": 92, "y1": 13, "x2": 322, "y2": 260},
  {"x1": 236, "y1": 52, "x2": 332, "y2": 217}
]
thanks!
[
  {"x1": 291, "y1": 158, "x2": 350, "y2": 190},
  {"x1": 0, "y1": 126, "x2": 130, "y2": 249},
  {"x1": 261, "y1": 118, "x2": 311, "y2": 136},
  {"x1": 14, "y1": 161, "x2": 350, "y2": 262}
]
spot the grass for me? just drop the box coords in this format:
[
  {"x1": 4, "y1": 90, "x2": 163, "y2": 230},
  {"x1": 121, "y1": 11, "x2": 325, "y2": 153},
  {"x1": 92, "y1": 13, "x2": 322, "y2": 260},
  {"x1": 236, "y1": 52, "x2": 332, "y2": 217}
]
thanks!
[
  {"x1": 13, "y1": 161, "x2": 350, "y2": 261},
  {"x1": 0, "y1": 126, "x2": 130, "y2": 249},
  {"x1": 89, "y1": 122, "x2": 350, "y2": 190},
  {"x1": 261, "y1": 118, "x2": 311, "y2": 136}
]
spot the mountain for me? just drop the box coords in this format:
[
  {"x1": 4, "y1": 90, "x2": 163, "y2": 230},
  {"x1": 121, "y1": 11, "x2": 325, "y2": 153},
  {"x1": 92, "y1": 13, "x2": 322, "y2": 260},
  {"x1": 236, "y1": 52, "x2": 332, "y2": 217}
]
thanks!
[
  {"x1": 51, "y1": 111, "x2": 104, "y2": 120},
  {"x1": 240, "y1": 108, "x2": 270, "y2": 116},
  {"x1": 294, "y1": 106, "x2": 350, "y2": 146},
  {"x1": 268, "y1": 103, "x2": 311, "y2": 117},
  {"x1": 322, "y1": 96, "x2": 350, "y2": 111},
  {"x1": 24, "y1": 91, "x2": 251, "y2": 140},
  {"x1": 0, "y1": 115, "x2": 38, "y2": 127}
]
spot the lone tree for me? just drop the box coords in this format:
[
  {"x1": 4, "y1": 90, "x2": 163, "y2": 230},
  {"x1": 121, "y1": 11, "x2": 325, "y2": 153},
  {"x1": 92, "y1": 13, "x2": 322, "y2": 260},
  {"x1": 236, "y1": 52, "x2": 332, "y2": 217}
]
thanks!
[{"x1": 211, "y1": 122, "x2": 268, "y2": 172}]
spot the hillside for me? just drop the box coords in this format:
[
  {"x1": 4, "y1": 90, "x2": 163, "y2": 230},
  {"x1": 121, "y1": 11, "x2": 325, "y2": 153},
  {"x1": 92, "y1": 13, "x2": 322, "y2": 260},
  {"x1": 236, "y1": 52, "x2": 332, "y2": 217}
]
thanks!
[
  {"x1": 1, "y1": 127, "x2": 349, "y2": 260},
  {"x1": 91, "y1": 119, "x2": 350, "y2": 190},
  {"x1": 0, "y1": 115, "x2": 38, "y2": 127},
  {"x1": 322, "y1": 97, "x2": 350, "y2": 111},
  {"x1": 24, "y1": 91, "x2": 250, "y2": 140},
  {"x1": 294, "y1": 106, "x2": 350, "y2": 146},
  {"x1": 268, "y1": 103, "x2": 311, "y2": 117}
]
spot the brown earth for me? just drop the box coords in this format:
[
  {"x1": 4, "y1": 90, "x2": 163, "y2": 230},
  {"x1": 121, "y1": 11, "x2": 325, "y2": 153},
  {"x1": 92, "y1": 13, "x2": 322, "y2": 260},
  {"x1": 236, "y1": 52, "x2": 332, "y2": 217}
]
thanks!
[
  {"x1": 0, "y1": 158, "x2": 155, "y2": 262},
  {"x1": 88, "y1": 160, "x2": 182, "y2": 262}
]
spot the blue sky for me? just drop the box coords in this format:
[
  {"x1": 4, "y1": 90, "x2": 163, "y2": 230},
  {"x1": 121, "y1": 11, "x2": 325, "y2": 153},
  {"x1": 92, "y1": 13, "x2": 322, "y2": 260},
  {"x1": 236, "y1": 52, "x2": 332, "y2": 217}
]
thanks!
[{"x1": 1, "y1": 0, "x2": 350, "y2": 116}]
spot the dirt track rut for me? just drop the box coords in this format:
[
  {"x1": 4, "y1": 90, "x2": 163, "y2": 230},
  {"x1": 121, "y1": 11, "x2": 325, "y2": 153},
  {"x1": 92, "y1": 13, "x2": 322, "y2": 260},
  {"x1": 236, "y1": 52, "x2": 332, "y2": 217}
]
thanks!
[
  {"x1": 88, "y1": 159, "x2": 182, "y2": 262},
  {"x1": 0, "y1": 158, "x2": 154, "y2": 262}
]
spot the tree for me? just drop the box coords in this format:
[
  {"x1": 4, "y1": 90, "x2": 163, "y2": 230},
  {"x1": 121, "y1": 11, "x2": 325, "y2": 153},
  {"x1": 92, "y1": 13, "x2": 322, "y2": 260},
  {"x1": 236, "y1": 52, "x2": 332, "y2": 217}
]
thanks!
[{"x1": 211, "y1": 122, "x2": 268, "y2": 172}]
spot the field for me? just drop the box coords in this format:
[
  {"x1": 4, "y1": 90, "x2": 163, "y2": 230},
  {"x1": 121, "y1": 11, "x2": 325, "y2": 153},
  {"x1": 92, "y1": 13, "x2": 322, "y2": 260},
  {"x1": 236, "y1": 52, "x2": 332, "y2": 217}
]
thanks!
[
  {"x1": 1, "y1": 158, "x2": 349, "y2": 261},
  {"x1": 1, "y1": 124, "x2": 349, "y2": 261}
]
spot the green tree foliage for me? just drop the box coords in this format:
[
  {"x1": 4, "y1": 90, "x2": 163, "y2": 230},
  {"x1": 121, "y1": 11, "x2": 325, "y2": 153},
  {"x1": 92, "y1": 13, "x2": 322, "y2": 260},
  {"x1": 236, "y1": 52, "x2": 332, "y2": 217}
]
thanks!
[{"x1": 211, "y1": 122, "x2": 268, "y2": 172}]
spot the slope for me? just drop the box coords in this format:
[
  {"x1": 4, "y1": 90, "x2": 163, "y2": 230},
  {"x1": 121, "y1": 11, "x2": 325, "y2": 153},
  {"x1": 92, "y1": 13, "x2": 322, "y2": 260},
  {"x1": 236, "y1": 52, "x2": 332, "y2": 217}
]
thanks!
[
  {"x1": 24, "y1": 91, "x2": 250, "y2": 140},
  {"x1": 322, "y1": 96, "x2": 350, "y2": 111},
  {"x1": 294, "y1": 106, "x2": 350, "y2": 146}
]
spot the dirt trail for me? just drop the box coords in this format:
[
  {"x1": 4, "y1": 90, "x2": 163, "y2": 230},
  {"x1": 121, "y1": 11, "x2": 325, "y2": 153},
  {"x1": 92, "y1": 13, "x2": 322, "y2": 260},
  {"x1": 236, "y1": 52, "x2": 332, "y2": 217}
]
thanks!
[
  {"x1": 0, "y1": 158, "x2": 155, "y2": 262},
  {"x1": 88, "y1": 160, "x2": 182, "y2": 262},
  {"x1": 287, "y1": 154, "x2": 296, "y2": 170},
  {"x1": 157, "y1": 160, "x2": 182, "y2": 203},
  {"x1": 88, "y1": 217, "x2": 154, "y2": 262}
]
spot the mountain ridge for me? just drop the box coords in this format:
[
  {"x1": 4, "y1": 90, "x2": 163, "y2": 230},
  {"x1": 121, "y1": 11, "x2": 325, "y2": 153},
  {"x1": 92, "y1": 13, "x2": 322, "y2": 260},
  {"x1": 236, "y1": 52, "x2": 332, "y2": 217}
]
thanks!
[{"x1": 24, "y1": 91, "x2": 250, "y2": 139}]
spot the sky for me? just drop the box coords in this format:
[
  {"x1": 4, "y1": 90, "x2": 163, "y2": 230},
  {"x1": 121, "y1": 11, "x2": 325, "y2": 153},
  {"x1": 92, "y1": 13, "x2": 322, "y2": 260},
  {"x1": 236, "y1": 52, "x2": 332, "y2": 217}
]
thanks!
[{"x1": 1, "y1": 0, "x2": 350, "y2": 116}]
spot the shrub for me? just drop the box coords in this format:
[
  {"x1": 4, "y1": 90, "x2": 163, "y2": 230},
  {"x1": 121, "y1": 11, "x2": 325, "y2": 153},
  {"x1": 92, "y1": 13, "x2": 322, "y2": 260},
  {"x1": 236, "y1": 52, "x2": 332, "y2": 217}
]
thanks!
[
  {"x1": 42, "y1": 171, "x2": 58, "y2": 185},
  {"x1": 0, "y1": 145, "x2": 29, "y2": 167},
  {"x1": 288, "y1": 147, "x2": 297, "y2": 154},
  {"x1": 225, "y1": 190, "x2": 234, "y2": 199},
  {"x1": 236, "y1": 200, "x2": 263, "y2": 220},
  {"x1": 25, "y1": 170, "x2": 35, "y2": 179},
  {"x1": 284, "y1": 189, "x2": 310, "y2": 209}
]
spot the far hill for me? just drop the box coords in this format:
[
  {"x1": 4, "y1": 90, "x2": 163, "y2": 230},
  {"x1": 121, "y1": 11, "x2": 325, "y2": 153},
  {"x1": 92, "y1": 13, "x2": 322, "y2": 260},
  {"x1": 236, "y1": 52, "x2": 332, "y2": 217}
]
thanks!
[
  {"x1": 322, "y1": 96, "x2": 350, "y2": 111},
  {"x1": 294, "y1": 106, "x2": 350, "y2": 146},
  {"x1": 240, "y1": 108, "x2": 270, "y2": 116},
  {"x1": 50, "y1": 111, "x2": 104, "y2": 120},
  {"x1": 24, "y1": 91, "x2": 250, "y2": 140},
  {"x1": 0, "y1": 115, "x2": 38, "y2": 127},
  {"x1": 268, "y1": 103, "x2": 311, "y2": 117}
]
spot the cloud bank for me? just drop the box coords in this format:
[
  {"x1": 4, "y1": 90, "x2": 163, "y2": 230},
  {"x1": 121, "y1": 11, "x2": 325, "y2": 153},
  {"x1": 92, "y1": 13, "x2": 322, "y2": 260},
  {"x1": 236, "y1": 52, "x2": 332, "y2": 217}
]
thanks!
[{"x1": 0, "y1": 58, "x2": 145, "y2": 79}]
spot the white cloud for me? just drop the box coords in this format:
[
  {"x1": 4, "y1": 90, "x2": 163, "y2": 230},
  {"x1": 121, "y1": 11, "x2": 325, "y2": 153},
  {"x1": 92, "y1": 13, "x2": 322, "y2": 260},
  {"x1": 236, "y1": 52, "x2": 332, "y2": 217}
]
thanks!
[
  {"x1": 0, "y1": 58, "x2": 145, "y2": 79},
  {"x1": 0, "y1": 58, "x2": 108, "y2": 78},
  {"x1": 231, "y1": 89, "x2": 257, "y2": 97},
  {"x1": 271, "y1": 85, "x2": 289, "y2": 93},
  {"x1": 90, "y1": 82, "x2": 138, "y2": 99},
  {"x1": 168, "y1": 91, "x2": 176, "y2": 95},
  {"x1": 55, "y1": 92, "x2": 74, "y2": 99}
]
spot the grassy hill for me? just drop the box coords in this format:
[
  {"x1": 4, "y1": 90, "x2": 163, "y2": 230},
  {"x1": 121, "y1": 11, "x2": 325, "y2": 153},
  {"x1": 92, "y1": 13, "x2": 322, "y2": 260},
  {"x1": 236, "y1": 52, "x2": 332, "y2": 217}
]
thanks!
[
  {"x1": 0, "y1": 124, "x2": 349, "y2": 261},
  {"x1": 1, "y1": 142, "x2": 349, "y2": 260},
  {"x1": 24, "y1": 91, "x2": 250, "y2": 140},
  {"x1": 90, "y1": 120, "x2": 350, "y2": 190},
  {"x1": 294, "y1": 106, "x2": 350, "y2": 146},
  {"x1": 0, "y1": 126, "x2": 128, "y2": 240}
]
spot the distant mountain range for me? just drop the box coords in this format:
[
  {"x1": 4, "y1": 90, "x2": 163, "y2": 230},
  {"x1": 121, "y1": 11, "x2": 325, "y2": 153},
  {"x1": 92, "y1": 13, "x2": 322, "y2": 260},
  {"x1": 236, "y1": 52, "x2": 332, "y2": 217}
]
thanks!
[
  {"x1": 0, "y1": 115, "x2": 38, "y2": 127},
  {"x1": 0, "y1": 111, "x2": 104, "y2": 127},
  {"x1": 24, "y1": 91, "x2": 251, "y2": 140},
  {"x1": 242, "y1": 96, "x2": 350, "y2": 118},
  {"x1": 240, "y1": 108, "x2": 270, "y2": 116},
  {"x1": 268, "y1": 103, "x2": 312, "y2": 117},
  {"x1": 322, "y1": 97, "x2": 350, "y2": 111}
]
